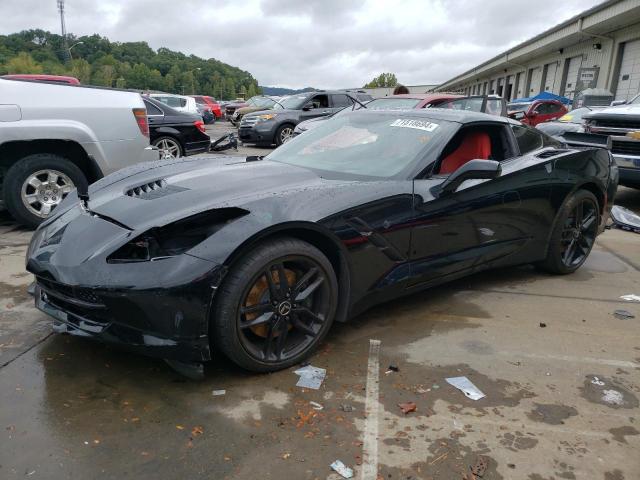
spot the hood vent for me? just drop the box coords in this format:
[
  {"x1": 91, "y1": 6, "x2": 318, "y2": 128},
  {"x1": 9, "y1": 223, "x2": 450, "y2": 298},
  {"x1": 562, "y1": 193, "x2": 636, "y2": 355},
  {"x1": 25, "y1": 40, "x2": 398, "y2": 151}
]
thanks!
[{"x1": 125, "y1": 179, "x2": 188, "y2": 200}]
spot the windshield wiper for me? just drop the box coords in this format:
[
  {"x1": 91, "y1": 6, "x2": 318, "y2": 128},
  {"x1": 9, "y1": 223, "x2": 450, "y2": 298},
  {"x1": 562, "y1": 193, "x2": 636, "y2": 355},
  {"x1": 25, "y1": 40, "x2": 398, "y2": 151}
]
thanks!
[{"x1": 351, "y1": 97, "x2": 368, "y2": 110}]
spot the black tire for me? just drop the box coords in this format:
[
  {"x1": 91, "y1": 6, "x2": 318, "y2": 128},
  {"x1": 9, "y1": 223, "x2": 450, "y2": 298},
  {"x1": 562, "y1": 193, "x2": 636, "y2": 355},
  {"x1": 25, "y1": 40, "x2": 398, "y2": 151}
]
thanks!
[
  {"x1": 212, "y1": 237, "x2": 339, "y2": 372},
  {"x1": 274, "y1": 124, "x2": 295, "y2": 146},
  {"x1": 151, "y1": 136, "x2": 184, "y2": 159},
  {"x1": 3, "y1": 153, "x2": 87, "y2": 229},
  {"x1": 538, "y1": 189, "x2": 599, "y2": 275}
]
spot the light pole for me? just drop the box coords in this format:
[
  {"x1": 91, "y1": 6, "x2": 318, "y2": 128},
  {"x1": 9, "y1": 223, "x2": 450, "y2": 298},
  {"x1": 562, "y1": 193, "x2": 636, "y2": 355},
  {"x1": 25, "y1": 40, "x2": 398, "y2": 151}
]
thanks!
[{"x1": 68, "y1": 41, "x2": 83, "y2": 61}]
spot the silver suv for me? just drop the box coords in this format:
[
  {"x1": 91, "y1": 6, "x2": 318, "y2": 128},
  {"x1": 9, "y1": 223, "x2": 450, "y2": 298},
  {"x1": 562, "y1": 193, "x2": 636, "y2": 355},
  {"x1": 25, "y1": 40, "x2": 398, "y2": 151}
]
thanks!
[
  {"x1": 0, "y1": 78, "x2": 156, "y2": 227},
  {"x1": 584, "y1": 94, "x2": 640, "y2": 189}
]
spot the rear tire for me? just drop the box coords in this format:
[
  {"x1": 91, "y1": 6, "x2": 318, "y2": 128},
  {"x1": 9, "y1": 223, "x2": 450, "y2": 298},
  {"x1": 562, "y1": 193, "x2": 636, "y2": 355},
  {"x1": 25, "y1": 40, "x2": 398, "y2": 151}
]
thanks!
[
  {"x1": 151, "y1": 136, "x2": 184, "y2": 159},
  {"x1": 212, "y1": 237, "x2": 338, "y2": 372},
  {"x1": 537, "y1": 189, "x2": 599, "y2": 275},
  {"x1": 3, "y1": 153, "x2": 87, "y2": 228}
]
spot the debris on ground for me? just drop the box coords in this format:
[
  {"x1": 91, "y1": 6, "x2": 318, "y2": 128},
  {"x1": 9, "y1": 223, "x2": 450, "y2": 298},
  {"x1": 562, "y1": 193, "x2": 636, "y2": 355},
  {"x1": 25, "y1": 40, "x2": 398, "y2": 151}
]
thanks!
[
  {"x1": 330, "y1": 459, "x2": 354, "y2": 478},
  {"x1": 445, "y1": 376, "x2": 486, "y2": 401},
  {"x1": 385, "y1": 364, "x2": 399, "y2": 374},
  {"x1": 293, "y1": 365, "x2": 326, "y2": 390},
  {"x1": 539, "y1": 322, "x2": 547, "y2": 328},
  {"x1": 398, "y1": 401, "x2": 417, "y2": 414},
  {"x1": 309, "y1": 401, "x2": 323, "y2": 410},
  {"x1": 591, "y1": 376, "x2": 605, "y2": 386},
  {"x1": 212, "y1": 389, "x2": 226, "y2": 396},
  {"x1": 620, "y1": 294, "x2": 640, "y2": 302},
  {"x1": 613, "y1": 309, "x2": 635, "y2": 320},
  {"x1": 470, "y1": 455, "x2": 488, "y2": 477},
  {"x1": 339, "y1": 404, "x2": 355, "y2": 412}
]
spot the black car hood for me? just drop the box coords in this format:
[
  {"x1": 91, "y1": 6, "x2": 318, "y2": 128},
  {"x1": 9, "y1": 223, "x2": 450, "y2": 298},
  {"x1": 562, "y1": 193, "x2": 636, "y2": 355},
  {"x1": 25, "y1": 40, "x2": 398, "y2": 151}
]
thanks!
[{"x1": 84, "y1": 156, "x2": 359, "y2": 231}]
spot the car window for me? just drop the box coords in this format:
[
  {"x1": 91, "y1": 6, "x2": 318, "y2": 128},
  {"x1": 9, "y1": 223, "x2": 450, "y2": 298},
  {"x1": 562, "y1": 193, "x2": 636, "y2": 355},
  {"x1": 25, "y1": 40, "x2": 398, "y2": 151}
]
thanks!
[
  {"x1": 309, "y1": 94, "x2": 329, "y2": 108},
  {"x1": 367, "y1": 98, "x2": 422, "y2": 109},
  {"x1": 266, "y1": 112, "x2": 457, "y2": 180},
  {"x1": 437, "y1": 97, "x2": 484, "y2": 112},
  {"x1": 331, "y1": 94, "x2": 353, "y2": 108},
  {"x1": 511, "y1": 124, "x2": 544, "y2": 154},
  {"x1": 508, "y1": 102, "x2": 531, "y2": 112},
  {"x1": 144, "y1": 100, "x2": 163, "y2": 116},
  {"x1": 547, "y1": 103, "x2": 563, "y2": 114}
]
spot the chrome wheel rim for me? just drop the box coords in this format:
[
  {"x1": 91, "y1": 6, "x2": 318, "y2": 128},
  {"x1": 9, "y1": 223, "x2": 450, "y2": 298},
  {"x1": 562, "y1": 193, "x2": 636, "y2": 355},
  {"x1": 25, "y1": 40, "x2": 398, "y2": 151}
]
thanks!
[
  {"x1": 20, "y1": 169, "x2": 74, "y2": 218},
  {"x1": 560, "y1": 198, "x2": 598, "y2": 267},
  {"x1": 156, "y1": 138, "x2": 181, "y2": 159},
  {"x1": 237, "y1": 256, "x2": 332, "y2": 363},
  {"x1": 279, "y1": 127, "x2": 293, "y2": 144}
]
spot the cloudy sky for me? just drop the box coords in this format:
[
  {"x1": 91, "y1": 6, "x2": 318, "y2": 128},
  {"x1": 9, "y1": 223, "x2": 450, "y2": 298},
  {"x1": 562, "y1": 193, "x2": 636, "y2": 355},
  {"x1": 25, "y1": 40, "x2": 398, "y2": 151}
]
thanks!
[{"x1": 1, "y1": 0, "x2": 604, "y2": 88}]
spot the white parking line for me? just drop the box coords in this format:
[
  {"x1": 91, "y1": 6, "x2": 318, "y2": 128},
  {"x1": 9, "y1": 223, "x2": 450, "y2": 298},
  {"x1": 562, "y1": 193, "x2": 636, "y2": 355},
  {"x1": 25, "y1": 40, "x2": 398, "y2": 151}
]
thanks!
[
  {"x1": 361, "y1": 339, "x2": 381, "y2": 480},
  {"x1": 499, "y1": 351, "x2": 638, "y2": 368}
]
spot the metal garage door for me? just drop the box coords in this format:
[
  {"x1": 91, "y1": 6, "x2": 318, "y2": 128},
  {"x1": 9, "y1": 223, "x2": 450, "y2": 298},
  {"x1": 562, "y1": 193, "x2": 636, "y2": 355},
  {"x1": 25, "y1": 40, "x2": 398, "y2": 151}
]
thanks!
[
  {"x1": 529, "y1": 67, "x2": 542, "y2": 95},
  {"x1": 564, "y1": 56, "x2": 583, "y2": 99},
  {"x1": 616, "y1": 39, "x2": 640, "y2": 101},
  {"x1": 544, "y1": 62, "x2": 559, "y2": 93}
]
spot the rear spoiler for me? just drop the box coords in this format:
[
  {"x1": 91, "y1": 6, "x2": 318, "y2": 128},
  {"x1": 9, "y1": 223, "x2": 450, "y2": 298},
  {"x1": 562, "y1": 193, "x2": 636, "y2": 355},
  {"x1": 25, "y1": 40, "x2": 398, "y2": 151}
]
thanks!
[{"x1": 562, "y1": 132, "x2": 611, "y2": 150}]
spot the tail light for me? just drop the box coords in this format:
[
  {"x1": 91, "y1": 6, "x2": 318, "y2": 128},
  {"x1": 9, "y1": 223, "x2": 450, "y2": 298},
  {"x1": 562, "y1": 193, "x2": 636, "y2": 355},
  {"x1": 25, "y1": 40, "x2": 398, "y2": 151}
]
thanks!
[
  {"x1": 133, "y1": 108, "x2": 149, "y2": 138},
  {"x1": 194, "y1": 120, "x2": 206, "y2": 134}
]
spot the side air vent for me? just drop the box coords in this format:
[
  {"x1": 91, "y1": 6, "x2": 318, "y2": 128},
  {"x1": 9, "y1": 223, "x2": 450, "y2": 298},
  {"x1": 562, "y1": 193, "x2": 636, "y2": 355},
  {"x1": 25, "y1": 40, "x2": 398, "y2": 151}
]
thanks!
[
  {"x1": 125, "y1": 179, "x2": 188, "y2": 200},
  {"x1": 536, "y1": 149, "x2": 569, "y2": 159}
]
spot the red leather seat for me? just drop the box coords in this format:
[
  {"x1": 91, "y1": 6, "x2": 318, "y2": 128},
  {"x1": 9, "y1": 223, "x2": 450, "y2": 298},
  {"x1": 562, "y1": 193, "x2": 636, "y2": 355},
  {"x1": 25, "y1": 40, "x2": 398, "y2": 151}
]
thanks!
[{"x1": 439, "y1": 131, "x2": 492, "y2": 174}]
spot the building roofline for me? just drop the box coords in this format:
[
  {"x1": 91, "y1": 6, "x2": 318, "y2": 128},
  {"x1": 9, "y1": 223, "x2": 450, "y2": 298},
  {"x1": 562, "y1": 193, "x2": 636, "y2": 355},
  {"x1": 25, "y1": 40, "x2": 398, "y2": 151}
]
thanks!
[{"x1": 436, "y1": 0, "x2": 630, "y2": 89}]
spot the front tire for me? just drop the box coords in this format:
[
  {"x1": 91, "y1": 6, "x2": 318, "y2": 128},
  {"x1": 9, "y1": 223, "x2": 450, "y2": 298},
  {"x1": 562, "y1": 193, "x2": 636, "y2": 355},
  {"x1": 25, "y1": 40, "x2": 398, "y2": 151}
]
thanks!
[
  {"x1": 212, "y1": 237, "x2": 338, "y2": 372},
  {"x1": 538, "y1": 189, "x2": 599, "y2": 274},
  {"x1": 3, "y1": 153, "x2": 87, "y2": 228},
  {"x1": 275, "y1": 124, "x2": 295, "y2": 146}
]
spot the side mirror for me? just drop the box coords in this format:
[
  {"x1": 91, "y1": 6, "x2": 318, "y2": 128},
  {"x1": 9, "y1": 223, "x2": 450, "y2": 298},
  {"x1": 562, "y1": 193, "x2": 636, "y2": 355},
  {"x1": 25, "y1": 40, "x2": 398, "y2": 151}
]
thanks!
[
  {"x1": 302, "y1": 103, "x2": 314, "y2": 111},
  {"x1": 610, "y1": 100, "x2": 626, "y2": 106},
  {"x1": 512, "y1": 111, "x2": 525, "y2": 120},
  {"x1": 432, "y1": 160, "x2": 501, "y2": 197}
]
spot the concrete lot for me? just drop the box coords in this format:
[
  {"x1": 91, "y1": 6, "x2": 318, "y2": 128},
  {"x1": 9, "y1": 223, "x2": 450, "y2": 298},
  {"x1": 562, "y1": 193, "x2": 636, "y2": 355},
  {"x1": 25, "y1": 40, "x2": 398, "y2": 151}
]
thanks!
[{"x1": 0, "y1": 141, "x2": 639, "y2": 478}]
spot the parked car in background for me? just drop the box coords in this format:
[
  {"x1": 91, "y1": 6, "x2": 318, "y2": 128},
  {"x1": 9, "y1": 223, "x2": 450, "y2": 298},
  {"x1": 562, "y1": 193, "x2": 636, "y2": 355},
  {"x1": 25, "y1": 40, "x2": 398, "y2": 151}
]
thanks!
[
  {"x1": 507, "y1": 99, "x2": 568, "y2": 126},
  {"x1": 225, "y1": 99, "x2": 249, "y2": 119},
  {"x1": 149, "y1": 93, "x2": 199, "y2": 116},
  {"x1": 231, "y1": 96, "x2": 279, "y2": 125},
  {"x1": 1, "y1": 74, "x2": 81, "y2": 85},
  {"x1": 345, "y1": 89, "x2": 374, "y2": 102},
  {"x1": 0, "y1": 78, "x2": 155, "y2": 227},
  {"x1": 239, "y1": 90, "x2": 363, "y2": 146},
  {"x1": 143, "y1": 97, "x2": 210, "y2": 159},
  {"x1": 293, "y1": 94, "x2": 507, "y2": 137},
  {"x1": 196, "y1": 104, "x2": 215, "y2": 124},
  {"x1": 536, "y1": 107, "x2": 604, "y2": 140},
  {"x1": 191, "y1": 95, "x2": 222, "y2": 119},
  {"x1": 584, "y1": 95, "x2": 640, "y2": 188}
]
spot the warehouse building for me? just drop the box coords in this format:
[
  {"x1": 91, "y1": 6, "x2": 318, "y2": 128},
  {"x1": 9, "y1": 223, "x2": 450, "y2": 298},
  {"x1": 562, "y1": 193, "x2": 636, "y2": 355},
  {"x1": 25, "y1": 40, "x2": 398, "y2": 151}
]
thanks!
[{"x1": 436, "y1": 0, "x2": 640, "y2": 103}]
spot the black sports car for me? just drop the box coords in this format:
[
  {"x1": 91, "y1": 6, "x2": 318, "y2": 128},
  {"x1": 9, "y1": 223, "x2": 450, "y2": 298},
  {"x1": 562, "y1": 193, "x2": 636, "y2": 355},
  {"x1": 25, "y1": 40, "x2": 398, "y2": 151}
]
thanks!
[
  {"x1": 26, "y1": 110, "x2": 618, "y2": 375},
  {"x1": 143, "y1": 97, "x2": 211, "y2": 159}
]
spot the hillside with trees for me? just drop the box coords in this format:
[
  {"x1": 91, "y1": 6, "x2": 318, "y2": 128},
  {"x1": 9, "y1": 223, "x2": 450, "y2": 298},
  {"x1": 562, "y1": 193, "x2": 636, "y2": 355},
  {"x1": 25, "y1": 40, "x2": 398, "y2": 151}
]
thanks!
[{"x1": 0, "y1": 30, "x2": 261, "y2": 99}]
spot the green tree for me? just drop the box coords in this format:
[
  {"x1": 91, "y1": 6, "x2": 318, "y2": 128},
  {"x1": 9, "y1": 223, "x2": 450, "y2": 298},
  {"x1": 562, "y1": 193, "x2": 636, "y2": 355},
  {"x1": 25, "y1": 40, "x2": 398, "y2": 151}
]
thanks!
[
  {"x1": 247, "y1": 83, "x2": 257, "y2": 98},
  {"x1": 115, "y1": 76, "x2": 126, "y2": 89},
  {"x1": 5, "y1": 52, "x2": 43, "y2": 73},
  {"x1": 364, "y1": 72, "x2": 398, "y2": 88},
  {"x1": 69, "y1": 58, "x2": 91, "y2": 83}
]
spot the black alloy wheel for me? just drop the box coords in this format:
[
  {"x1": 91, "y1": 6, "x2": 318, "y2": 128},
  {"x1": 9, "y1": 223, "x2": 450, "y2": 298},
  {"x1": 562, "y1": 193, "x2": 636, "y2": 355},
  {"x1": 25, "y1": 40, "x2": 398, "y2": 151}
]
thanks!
[
  {"x1": 213, "y1": 238, "x2": 338, "y2": 372},
  {"x1": 538, "y1": 189, "x2": 599, "y2": 274},
  {"x1": 559, "y1": 197, "x2": 598, "y2": 268}
]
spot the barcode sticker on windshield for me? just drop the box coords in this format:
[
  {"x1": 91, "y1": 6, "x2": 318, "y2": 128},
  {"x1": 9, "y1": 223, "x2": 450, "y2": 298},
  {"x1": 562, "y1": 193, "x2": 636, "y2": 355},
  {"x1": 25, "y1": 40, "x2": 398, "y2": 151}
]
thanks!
[{"x1": 390, "y1": 119, "x2": 439, "y2": 132}]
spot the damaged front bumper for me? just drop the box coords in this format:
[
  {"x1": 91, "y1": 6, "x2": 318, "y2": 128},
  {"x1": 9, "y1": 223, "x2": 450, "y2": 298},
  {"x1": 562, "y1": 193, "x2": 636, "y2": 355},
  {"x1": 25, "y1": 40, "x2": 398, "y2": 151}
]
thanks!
[
  {"x1": 32, "y1": 262, "x2": 227, "y2": 362},
  {"x1": 27, "y1": 204, "x2": 228, "y2": 363}
]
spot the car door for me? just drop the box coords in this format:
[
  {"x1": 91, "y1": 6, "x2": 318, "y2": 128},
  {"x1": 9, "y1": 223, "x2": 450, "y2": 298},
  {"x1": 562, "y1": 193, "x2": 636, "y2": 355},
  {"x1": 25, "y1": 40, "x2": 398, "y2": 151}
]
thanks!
[
  {"x1": 299, "y1": 94, "x2": 331, "y2": 122},
  {"x1": 143, "y1": 99, "x2": 165, "y2": 132},
  {"x1": 409, "y1": 122, "x2": 551, "y2": 286}
]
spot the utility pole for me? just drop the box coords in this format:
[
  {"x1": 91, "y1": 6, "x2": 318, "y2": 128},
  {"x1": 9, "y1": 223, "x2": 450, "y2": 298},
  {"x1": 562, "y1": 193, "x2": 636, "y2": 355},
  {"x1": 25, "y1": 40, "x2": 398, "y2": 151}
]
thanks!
[{"x1": 57, "y1": 0, "x2": 70, "y2": 62}]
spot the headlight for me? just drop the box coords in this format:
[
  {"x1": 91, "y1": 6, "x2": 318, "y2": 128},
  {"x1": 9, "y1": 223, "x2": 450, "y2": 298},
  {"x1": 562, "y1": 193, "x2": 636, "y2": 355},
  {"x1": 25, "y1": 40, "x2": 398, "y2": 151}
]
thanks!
[
  {"x1": 255, "y1": 113, "x2": 278, "y2": 122},
  {"x1": 107, "y1": 208, "x2": 248, "y2": 263}
]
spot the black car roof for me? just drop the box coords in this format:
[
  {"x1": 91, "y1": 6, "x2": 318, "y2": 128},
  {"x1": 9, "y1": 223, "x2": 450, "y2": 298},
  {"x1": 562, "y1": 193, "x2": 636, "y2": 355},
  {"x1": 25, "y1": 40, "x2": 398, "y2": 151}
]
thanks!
[{"x1": 341, "y1": 107, "x2": 512, "y2": 124}]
